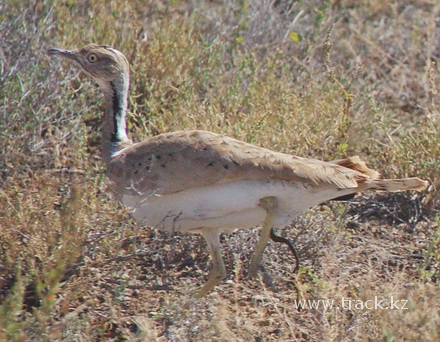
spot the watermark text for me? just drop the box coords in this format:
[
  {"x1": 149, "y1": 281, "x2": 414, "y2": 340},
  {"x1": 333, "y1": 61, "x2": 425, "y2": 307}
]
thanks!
[{"x1": 293, "y1": 296, "x2": 409, "y2": 311}]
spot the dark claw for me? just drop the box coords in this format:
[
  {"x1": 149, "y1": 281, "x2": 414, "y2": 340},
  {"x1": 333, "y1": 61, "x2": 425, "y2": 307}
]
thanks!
[{"x1": 270, "y1": 228, "x2": 299, "y2": 273}]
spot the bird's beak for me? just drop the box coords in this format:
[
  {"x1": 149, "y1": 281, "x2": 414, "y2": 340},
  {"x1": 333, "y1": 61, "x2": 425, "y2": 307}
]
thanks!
[{"x1": 47, "y1": 48, "x2": 77, "y2": 62}]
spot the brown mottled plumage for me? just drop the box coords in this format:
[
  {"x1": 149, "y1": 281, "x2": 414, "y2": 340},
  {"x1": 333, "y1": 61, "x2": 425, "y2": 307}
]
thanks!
[{"x1": 48, "y1": 45, "x2": 428, "y2": 297}]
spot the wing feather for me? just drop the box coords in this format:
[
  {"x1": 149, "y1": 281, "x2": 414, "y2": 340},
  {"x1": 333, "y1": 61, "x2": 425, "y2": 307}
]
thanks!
[{"x1": 107, "y1": 130, "x2": 372, "y2": 196}]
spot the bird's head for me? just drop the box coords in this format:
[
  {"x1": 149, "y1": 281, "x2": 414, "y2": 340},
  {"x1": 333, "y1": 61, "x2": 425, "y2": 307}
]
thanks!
[{"x1": 48, "y1": 44, "x2": 129, "y2": 91}]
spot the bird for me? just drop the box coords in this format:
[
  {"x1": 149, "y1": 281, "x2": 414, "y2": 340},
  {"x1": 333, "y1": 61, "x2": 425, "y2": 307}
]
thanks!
[{"x1": 48, "y1": 44, "x2": 428, "y2": 297}]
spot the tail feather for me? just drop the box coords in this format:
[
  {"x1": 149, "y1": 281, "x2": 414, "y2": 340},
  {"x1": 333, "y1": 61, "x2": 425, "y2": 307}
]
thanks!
[
  {"x1": 332, "y1": 156, "x2": 380, "y2": 180},
  {"x1": 332, "y1": 156, "x2": 428, "y2": 193},
  {"x1": 365, "y1": 178, "x2": 429, "y2": 192}
]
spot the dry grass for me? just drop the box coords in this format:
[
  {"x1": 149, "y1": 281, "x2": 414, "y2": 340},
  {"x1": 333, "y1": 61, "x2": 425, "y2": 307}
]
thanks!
[{"x1": 1, "y1": 0, "x2": 439, "y2": 341}]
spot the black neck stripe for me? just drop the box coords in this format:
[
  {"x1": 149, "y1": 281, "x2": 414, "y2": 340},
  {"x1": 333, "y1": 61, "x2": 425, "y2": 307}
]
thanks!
[{"x1": 110, "y1": 82, "x2": 123, "y2": 143}]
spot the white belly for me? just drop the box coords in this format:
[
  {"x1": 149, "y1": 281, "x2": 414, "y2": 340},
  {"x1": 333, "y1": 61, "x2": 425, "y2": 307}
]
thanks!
[{"x1": 121, "y1": 179, "x2": 352, "y2": 233}]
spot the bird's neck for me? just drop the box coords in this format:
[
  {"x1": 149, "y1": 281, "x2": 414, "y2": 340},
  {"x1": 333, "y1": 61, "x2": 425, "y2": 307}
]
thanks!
[{"x1": 101, "y1": 73, "x2": 132, "y2": 164}]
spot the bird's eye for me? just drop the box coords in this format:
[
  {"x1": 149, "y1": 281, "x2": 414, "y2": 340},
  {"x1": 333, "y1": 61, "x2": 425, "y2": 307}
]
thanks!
[{"x1": 87, "y1": 53, "x2": 98, "y2": 63}]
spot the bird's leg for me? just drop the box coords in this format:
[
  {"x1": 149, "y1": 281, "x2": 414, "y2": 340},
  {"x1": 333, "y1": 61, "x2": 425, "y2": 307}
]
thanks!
[
  {"x1": 195, "y1": 229, "x2": 226, "y2": 298},
  {"x1": 249, "y1": 196, "x2": 278, "y2": 278}
]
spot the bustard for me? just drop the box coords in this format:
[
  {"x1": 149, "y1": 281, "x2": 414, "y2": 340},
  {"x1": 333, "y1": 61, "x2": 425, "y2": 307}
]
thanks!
[{"x1": 48, "y1": 45, "x2": 428, "y2": 297}]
